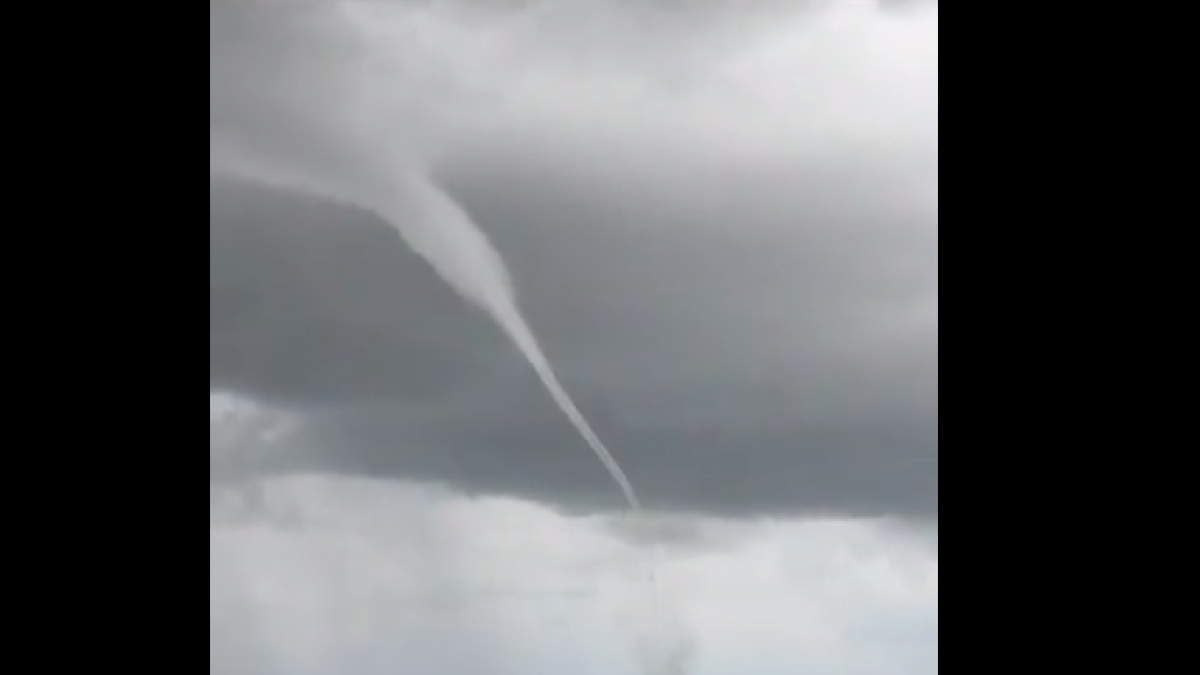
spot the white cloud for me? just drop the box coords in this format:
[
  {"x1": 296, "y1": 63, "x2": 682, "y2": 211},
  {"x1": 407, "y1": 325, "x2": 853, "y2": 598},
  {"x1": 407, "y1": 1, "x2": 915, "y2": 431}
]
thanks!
[
  {"x1": 210, "y1": 476, "x2": 937, "y2": 674},
  {"x1": 327, "y1": 0, "x2": 939, "y2": 168}
]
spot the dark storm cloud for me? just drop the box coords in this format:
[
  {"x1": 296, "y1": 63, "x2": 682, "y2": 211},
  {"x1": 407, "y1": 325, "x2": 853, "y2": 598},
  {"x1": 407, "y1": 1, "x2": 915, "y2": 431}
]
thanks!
[
  {"x1": 210, "y1": 178, "x2": 506, "y2": 403},
  {"x1": 210, "y1": 0, "x2": 938, "y2": 518}
]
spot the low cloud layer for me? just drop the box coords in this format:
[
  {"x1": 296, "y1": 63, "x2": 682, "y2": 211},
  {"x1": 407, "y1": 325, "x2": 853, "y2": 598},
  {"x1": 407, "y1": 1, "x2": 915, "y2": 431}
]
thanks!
[
  {"x1": 210, "y1": 0, "x2": 938, "y2": 518},
  {"x1": 210, "y1": 476, "x2": 938, "y2": 675}
]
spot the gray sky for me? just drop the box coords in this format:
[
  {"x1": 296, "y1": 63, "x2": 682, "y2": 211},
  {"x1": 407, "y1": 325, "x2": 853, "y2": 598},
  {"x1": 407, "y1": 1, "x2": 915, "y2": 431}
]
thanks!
[
  {"x1": 211, "y1": 2, "x2": 938, "y2": 673},
  {"x1": 210, "y1": 0, "x2": 938, "y2": 519}
]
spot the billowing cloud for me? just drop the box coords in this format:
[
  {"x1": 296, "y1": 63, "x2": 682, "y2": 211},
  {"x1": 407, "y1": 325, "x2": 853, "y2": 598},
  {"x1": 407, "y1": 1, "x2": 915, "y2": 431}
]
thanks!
[
  {"x1": 210, "y1": 0, "x2": 938, "y2": 518},
  {"x1": 210, "y1": 476, "x2": 938, "y2": 674}
]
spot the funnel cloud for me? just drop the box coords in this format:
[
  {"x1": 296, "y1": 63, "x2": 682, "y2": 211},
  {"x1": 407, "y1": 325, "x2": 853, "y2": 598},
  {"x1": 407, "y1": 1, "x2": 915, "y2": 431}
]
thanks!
[
  {"x1": 210, "y1": 0, "x2": 938, "y2": 519},
  {"x1": 211, "y1": 2, "x2": 938, "y2": 674}
]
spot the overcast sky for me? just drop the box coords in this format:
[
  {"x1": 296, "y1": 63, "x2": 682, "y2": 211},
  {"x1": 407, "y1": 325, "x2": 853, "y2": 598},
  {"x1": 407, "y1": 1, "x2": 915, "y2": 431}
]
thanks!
[
  {"x1": 211, "y1": 0, "x2": 938, "y2": 518},
  {"x1": 211, "y1": 1, "x2": 937, "y2": 672}
]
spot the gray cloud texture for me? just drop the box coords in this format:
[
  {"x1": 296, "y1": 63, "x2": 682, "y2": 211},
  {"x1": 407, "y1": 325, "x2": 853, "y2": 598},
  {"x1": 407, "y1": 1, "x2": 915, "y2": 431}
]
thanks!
[
  {"x1": 210, "y1": 0, "x2": 938, "y2": 518},
  {"x1": 208, "y1": 477, "x2": 939, "y2": 675}
]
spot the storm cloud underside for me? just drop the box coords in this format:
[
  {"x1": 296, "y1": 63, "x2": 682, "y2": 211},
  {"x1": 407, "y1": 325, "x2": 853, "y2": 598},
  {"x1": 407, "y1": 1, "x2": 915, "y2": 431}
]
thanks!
[{"x1": 209, "y1": 0, "x2": 939, "y2": 518}]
